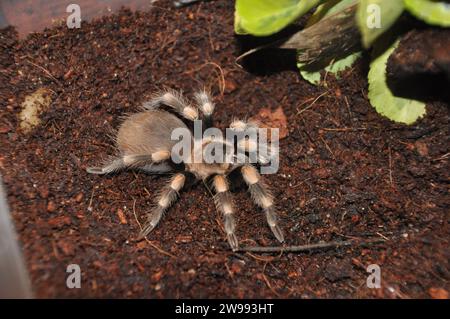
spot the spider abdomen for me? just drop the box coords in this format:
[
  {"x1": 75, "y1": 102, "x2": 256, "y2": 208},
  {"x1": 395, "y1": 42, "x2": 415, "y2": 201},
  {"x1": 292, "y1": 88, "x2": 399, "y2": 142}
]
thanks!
[{"x1": 117, "y1": 110, "x2": 188, "y2": 156}]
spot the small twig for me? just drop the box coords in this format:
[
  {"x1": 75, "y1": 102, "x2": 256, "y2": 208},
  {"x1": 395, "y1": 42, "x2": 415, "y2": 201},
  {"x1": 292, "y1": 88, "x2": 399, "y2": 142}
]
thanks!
[
  {"x1": 431, "y1": 152, "x2": 450, "y2": 162},
  {"x1": 319, "y1": 135, "x2": 335, "y2": 159},
  {"x1": 239, "y1": 238, "x2": 385, "y2": 253},
  {"x1": 321, "y1": 127, "x2": 367, "y2": 132},
  {"x1": 245, "y1": 252, "x2": 276, "y2": 262},
  {"x1": 183, "y1": 61, "x2": 226, "y2": 96},
  {"x1": 131, "y1": 199, "x2": 176, "y2": 258},
  {"x1": 207, "y1": 24, "x2": 215, "y2": 53},
  {"x1": 322, "y1": 58, "x2": 336, "y2": 85},
  {"x1": 388, "y1": 146, "x2": 393, "y2": 187},
  {"x1": 261, "y1": 263, "x2": 283, "y2": 298},
  {"x1": 87, "y1": 187, "x2": 95, "y2": 212},
  {"x1": 344, "y1": 95, "x2": 352, "y2": 120},
  {"x1": 173, "y1": 0, "x2": 205, "y2": 7},
  {"x1": 375, "y1": 232, "x2": 389, "y2": 241},
  {"x1": 224, "y1": 262, "x2": 234, "y2": 280},
  {"x1": 296, "y1": 91, "x2": 329, "y2": 115},
  {"x1": 26, "y1": 60, "x2": 62, "y2": 86}
]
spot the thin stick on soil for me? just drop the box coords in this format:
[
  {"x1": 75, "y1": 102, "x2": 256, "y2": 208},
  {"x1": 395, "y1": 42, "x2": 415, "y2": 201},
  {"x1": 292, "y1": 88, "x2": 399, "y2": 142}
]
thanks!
[
  {"x1": 388, "y1": 146, "x2": 393, "y2": 187},
  {"x1": 87, "y1": 187, "x2": 95, "y2": 212},
  {"x1": 245, "y1": 252, "x2": 277, "y2": 262},
  {"x1": 296, "y1": 91, "x2": 329, "y2": 115},
  {"x1": 344, "y1": 95, "x2": 352, "y2": 120},
  {"x1": 183, "y1": 62, "x2": 226, "y2": 96},
  {"x1": 131, "y1": 199, "x2": 176, "y2": 258},
  {"x1": 25, "y1": 60, "x2": 62, "y2": 86},
  {"x1": 431, "y1": 152, "x2": 450, "y2": 161},
  {"x1": 239, "y1": 238, "x2": 385, "y2": 253},
  {"x1": 261, "y1": 263, "x2": 283, "y2": 298},
  {"x1": 322, "y1": 127, "x2": 367, "y2": 132},
  {"x1": 319, "y1": 135, "x2": 335, "y2": 159}
]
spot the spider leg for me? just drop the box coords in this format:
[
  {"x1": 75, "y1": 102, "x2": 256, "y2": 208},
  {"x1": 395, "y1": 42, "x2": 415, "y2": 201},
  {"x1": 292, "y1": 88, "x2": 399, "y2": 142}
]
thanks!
[
  {"x1": 229, "y1": 119, "x2": 259, "y2": 132},
  {"x1": 194, "y1": 89, "x2": 215, "y2": 128},
  {"x1": 143, "y1": 89, "x2": 199, "y2": 121},
  {"x1": 212, "y1": 174, "x2": 239, "y2": 251},
  {"x1": 230, "y1": 119, "x2": 273, "y2": 165},
  {"x1": 86, "y1": 150, "x2": 171, "y2": 175},
  {"x1": 139, "y1": 173, "x2": 186, "y2": 238},
  {"x1": 236, "y1": 137, "x2": 273, "y2": 165},
  {"x1": 139, "y1": 162, "x2": 173, "y2": 174},
  {"x1": 240, "y1": 164, "x2": 284, "y2": 243}
]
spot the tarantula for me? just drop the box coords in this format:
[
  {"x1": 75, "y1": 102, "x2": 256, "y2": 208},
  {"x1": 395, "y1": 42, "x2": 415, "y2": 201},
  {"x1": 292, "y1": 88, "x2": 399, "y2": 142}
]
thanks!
[{"x1": 86, "y1": 89, "x2": 284, "y2": 251}]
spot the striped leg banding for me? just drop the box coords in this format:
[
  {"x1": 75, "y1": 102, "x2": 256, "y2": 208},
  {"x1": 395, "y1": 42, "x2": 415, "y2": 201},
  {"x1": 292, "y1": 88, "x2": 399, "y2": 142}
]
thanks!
[
  {"x1": 212, "y1": 175, "x2": 239, "y2": 251},
  {"x1": 241, "y1": 165, "x2": 284, "y2": 243},
  {"x1": 139, "y1": 173, "x2": 186, "y2": 238}
]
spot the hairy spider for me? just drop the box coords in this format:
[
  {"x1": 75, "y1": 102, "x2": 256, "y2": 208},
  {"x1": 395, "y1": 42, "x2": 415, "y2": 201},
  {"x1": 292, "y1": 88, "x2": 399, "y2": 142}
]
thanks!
[{"x1": 86, "y1": 89, "x2": 284, "y2": 251}]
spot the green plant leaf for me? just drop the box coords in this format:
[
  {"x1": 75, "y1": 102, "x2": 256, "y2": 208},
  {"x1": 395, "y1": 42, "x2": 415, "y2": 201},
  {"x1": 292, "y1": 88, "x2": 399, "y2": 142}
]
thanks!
[
  {"x1": 404, "y1": 0, "x2": 450, "y2": 27},
  {"x1": 234, "y1": 11, "x2": 248, "y2": 35},
  {"x1": 357, "y1": 0, "x2": 404, "y2": 48},
  {"x1": 326, "y1": 52, "x2": 362, "y2": 75},
  {"x1": 235, "y1": 0, "x2": 321, "y2": 36},
  {"x1": 307, "y1": 0, "x2": 358, "y2": 27},
  {"x1": 368, "y1": 39, "x2": 426, "y2": 125},
  {"x1": 298, "y1": 62, "x2": 322, "y2": 85},
  {"x1": 298, "y1": 51, "x2": 362, "y2": 85}
]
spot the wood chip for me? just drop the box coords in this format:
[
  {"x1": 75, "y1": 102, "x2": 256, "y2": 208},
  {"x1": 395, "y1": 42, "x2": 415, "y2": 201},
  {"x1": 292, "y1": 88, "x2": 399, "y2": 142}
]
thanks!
[{"x1": 116, "y1": 208, "x2": 127, "y2": 224}]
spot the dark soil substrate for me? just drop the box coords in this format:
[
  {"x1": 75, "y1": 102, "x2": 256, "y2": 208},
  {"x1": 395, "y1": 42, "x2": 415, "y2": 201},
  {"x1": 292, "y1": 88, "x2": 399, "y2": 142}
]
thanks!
[{"x1": 0, "y1": 0, "x2": 449, "y2": 298}]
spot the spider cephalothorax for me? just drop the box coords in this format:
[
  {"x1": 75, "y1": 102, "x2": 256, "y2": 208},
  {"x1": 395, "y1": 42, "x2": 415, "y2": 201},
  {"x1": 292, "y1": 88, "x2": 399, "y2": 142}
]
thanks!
[{"x1": 86, "y1": 89, "x2": 284, "y2": 251}]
